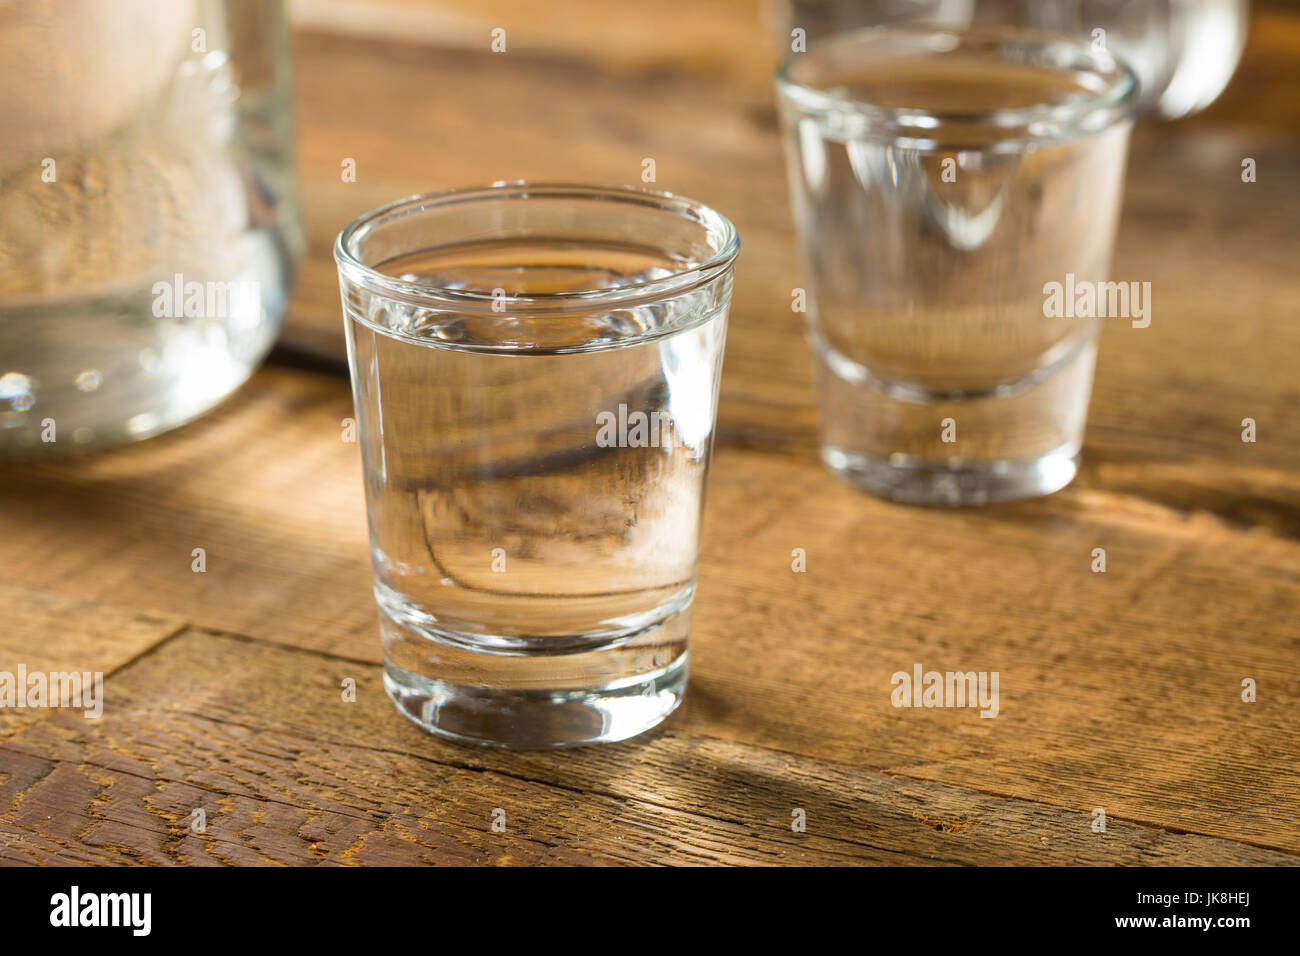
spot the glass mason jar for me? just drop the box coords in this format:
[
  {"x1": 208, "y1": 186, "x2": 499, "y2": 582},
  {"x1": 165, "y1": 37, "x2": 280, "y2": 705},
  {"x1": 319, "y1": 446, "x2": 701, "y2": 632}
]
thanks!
[{"x1": 0, "y1": 0, "x2": 302, "y2": 453}]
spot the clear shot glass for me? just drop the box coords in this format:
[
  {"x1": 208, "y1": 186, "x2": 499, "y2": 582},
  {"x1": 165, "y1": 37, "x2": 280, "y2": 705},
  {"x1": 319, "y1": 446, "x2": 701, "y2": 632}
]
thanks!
[
  {"x1": 335, "y1": 184, "x2": 738, "y2": 747},
  {"x1": 776, "y1": 28, "x2": 1137, "y2": 505}
]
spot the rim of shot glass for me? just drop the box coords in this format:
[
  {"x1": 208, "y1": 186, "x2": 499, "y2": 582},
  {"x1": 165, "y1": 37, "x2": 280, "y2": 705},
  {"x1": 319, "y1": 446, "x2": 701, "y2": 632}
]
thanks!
[
  {"x1": 334, "y1": 181, "x2": 741, "y2": 319},
  {"x1": 775, "y1": 26, "x2": 1139, "y2": 150}
]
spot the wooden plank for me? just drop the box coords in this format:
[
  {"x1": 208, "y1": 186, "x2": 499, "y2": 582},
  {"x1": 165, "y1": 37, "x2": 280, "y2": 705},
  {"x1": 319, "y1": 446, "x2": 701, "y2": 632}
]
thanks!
[
  {"x1": 1, "y1": 363, "x2": 1297, "y2": 854},
  {"x1": 0, "y1": 369, "x2": 376, "y2": 660},
  {"x1": 0, "y1": 586, "x2": 184, "y2": 740},
  {"x1": 290, "y1": 0, "x2": 779, "y2": 85},
  {"x1": 683, "y1": 447, "x2": 1300, "y2": 851},
  {"x1": 3, "y1": 628, "x2": 1292, "y2": 865}
]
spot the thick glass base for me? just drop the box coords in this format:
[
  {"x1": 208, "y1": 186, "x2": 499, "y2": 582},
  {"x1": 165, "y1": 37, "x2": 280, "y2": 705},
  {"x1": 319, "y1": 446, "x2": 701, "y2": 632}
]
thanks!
[
  {"x1": 377, "y1": 597, "x2": 691, "y2": 748},
  {"x1": 812, "y1": 334, "x2": 1097, "y2": 506},
  {"x1": 383, "y1": 652, "x2": 688, "y2": 749},
  {"x1": 823, "y1": 445, "x2": 1079, "y2": 506}
]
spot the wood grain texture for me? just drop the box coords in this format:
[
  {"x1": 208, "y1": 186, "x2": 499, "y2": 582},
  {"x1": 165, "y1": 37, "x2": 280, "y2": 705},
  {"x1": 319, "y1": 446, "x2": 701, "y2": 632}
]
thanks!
[
  {"x1": 1, "y1": 1, "x2": 1298, "y2": 865},
  {"x1": 3, "y1": 626, "x2": 1293, "y2": 865},
  {"x1": 0, "y1": 369, "x2": 375, "y2": 659},
  {"x1": 0, "y1": 587, "x2": 184, "y2": 741}
]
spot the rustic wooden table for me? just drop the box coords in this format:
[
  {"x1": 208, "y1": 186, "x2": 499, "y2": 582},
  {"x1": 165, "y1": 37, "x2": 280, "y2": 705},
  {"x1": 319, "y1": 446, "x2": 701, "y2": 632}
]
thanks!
[{"x1": 2, "y1": 0, "x2": 1297, "y2": 865}]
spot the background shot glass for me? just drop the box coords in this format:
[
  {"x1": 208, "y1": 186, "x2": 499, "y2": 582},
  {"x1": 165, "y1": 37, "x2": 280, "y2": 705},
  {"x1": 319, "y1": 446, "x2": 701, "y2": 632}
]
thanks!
[
  {"x1": 335, "y1": 184, "x2": 738, "y2": 748},
  {"x1": 776, "y1": 28, "x2": 1136, "y2": 505}
]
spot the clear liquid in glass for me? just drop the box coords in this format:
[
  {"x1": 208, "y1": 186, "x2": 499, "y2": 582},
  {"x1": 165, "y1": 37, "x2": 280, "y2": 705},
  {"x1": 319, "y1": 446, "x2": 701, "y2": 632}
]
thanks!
[
  {"x1": 344, "y1": 239, "x2": 728, "y2": 744},
  {"x1": 781, "y1": 48, "x2": 1132, "y2": 503}
]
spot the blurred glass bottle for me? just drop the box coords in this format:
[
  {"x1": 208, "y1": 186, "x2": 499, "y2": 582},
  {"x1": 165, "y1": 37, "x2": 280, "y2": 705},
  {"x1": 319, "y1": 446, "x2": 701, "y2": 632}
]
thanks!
[
  {"x1": 0, "y1": 0, "x2": 302, "y2": 453},
  {"x1": 768, "y1": 0, "x2": 1249, "y2": 118},
  {"x1": 1020, "y1": 0, "x2": 1249, "y2": 119}
]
